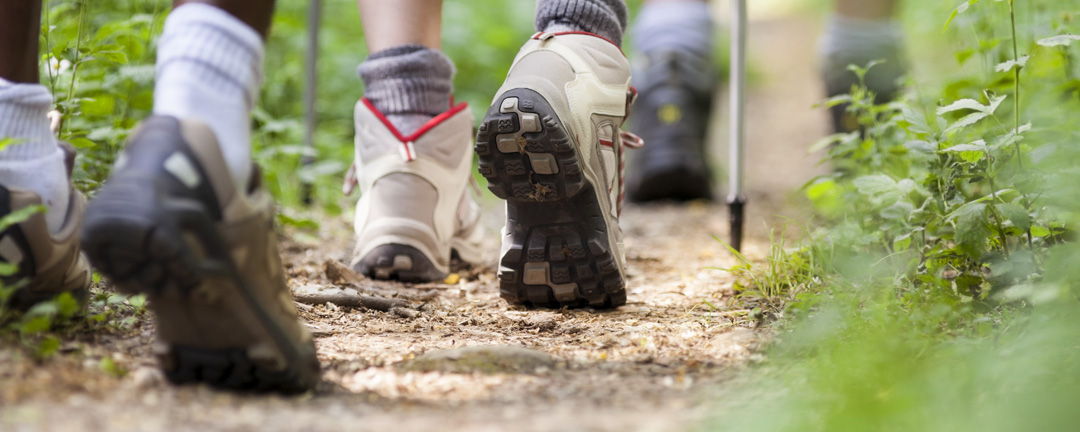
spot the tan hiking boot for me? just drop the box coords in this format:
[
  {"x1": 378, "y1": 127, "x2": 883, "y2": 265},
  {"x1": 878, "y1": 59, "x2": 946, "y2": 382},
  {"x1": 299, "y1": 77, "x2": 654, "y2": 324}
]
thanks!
[
  {"x1": 347, "y1": 99, "x2": 484, "y2": 282},
  {"x1": 1, "y1": 145, "x2": 91, "y2": 308},
  {"x1": 476, "y1": 32, "x2": 641, "y2": 309},
  {"x1": 82, "y1": 116, "x2": 319, "y2": 393}
]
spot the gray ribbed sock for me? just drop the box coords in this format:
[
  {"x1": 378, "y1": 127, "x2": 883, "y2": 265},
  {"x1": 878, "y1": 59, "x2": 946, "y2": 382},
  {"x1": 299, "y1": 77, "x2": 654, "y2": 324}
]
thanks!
[
  {"x1": 357, "y1": 45, "x2": 455, "y2": 135},
  {"x1": 535, "y1": 0, "x2": 628, "y2": 46},
  {"x1": 0, "y1": 78, "x2": 70, "y2": 233}
]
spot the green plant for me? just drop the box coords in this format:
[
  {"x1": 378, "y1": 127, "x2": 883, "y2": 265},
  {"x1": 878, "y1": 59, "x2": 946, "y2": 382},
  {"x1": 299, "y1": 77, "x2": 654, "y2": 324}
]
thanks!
[{"x1": 705, "y1": 0, "x2": 1080, "y2": 430}]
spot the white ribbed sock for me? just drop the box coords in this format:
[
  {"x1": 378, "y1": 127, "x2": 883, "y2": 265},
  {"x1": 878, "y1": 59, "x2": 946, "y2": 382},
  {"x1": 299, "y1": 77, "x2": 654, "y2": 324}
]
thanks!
[
  {"x1": 153, "y1": 3, "x2": 263, "y2": 190},
  {"x1": 0, "y1": 78, "x2": 71, "y2": 233}
]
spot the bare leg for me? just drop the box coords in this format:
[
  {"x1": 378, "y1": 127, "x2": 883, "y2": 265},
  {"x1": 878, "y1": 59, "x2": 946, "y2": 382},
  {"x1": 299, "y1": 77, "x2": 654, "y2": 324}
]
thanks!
[
  {"x1": 835, "y1": 0, "x2": 898, "y2": 20},
  {"x1": 0, "y1": 1, "x2": 42, "y2": 83},
  {"x1": 357, "y1": 0, "x2": 443, "y2": 52},
  {"x1": 174, "y1": 0, "x2": 276, "y2": 37}
]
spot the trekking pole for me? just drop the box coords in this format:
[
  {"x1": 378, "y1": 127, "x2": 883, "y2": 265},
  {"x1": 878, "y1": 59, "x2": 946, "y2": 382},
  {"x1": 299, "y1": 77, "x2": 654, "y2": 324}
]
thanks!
[
  {"x1": 301, "y1": 0, "x2": 322, "y2": 205},
  {"x1": 728, "y1": 0, "x2": 748, "y2": 252}
]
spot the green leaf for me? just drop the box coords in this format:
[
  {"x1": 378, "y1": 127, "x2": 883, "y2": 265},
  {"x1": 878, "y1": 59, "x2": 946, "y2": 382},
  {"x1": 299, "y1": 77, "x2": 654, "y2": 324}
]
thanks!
[
  {"x1": 68, "y1": 137, "x2": 96, "y2": 149},
  {"x1": 98, "y1": 51, "x2": 128, "y2": 65},
  {"x1": 54, "y1": 293, "x2": 80, "y2": 319},
  {"x1": 809, "y1": 133, "x2": 857, "y2": 153},
  {"x1": 276, "y1": 214, "x2": 320, "y2": 231},
  {"x1": 986, "y1": 94, "x2": 1008, "y2": 114},
  {"x1": 943, "y1": 140, "x2": 988, "y2": 153},
  {"x1": 853, "y1": 175, "x2": 897, "y2": 196},
  {"x1": 901, "y1": 108, "x2": 933, "y2": 134},
  {"x1": 128, "y1": 294, "x2": 147, "y2": 310},
  {"x1": 99, "y1": 357, "x2": 127, "y2": 378},
  {"x1": 1037, "y1": 34, "x2": 1080, "y2": 47},
  {"x1": 0, "y1": 262, "x2": 19, "y2": 277},
  {"x1": 35, "y1": 336, "x2": 61, "y2": 360},
  {"x1": 893, "y1": 233, "x2": 913, "y2": 252},
  {"x1": 1031, "y1": 226, "x2": 1051, "y2": 237},
  {"x1": 953, "y1": 202, "x2": 989, "y2": 257},
  {"x1": 996, "y1": 203, "x2": 1031, "y2": 231},
  {"x1": 937, "y1": 98, "x2": 987, "y2": 115},
  {"x1": 881, "y1": 201, "x2": 916, "y2": 221},
  {"x1": 944, "y1": 112, "x2": 990, "y2": 134},
  {"x1": 0, "y1": 204, "x2": 45, "y2": 231},
  {"x1": 944, "y1": 0, "x2": 980, "y2": 31},
  {"x1": 995, "y1": 56, "x2": 1030, "y2": 73},
  {"x1": 19, "y1": 315, "x2": 52, "y2": 335}
]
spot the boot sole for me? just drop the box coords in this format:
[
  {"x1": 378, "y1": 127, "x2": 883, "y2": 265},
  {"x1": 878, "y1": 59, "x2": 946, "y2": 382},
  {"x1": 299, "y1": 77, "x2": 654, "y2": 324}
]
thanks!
[
  {"x1": 82, "y1": 178, "x2": 319, "y2": 394},
  {"x1": 476, "y1": 88, "x2": 626, "y2": 309},
  {"x1": 352, "y1": 244, "x2": 446, "y2": 283}
]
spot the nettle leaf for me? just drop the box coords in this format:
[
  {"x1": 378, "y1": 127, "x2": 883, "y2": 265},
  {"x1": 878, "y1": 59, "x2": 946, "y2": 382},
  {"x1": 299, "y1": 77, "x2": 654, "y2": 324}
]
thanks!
[
  {"x1": 881, "y1": 200, "x2": 916, "y2": 221},
  {"x1": 937, "y1": 99, "x2": 988, "y2": 115},
  {"x1": 995, "y1": 56, "x2": 1030, "y2": 73},
  {"x1": 809, "y1": 132, "x2": 858, "y2": 153},
  {"x1": 905, "y1": 140, "x2": 937, "y2": 154},
  {"x1": 952, "y1": 202, "x2": 989, "y2": 257},
  {"x1": 944, "y1": 112, "x2": 989, "y2": 134},
  {"x1": 944, "y1": 0, "x2": 980, "y2": 31},
  {"x1": 902, "y1": 108, "x2": 933, "y2": 134},
  {"x1": 991, "y1": 123, "x2": 1032, "y2": 150},
  {"x1": 943, "y1": 140, "x2": 988, "y2": 153},
  {"x1": 996, "y1": 203, "x2": 1031, "y2": 231},
  {"x1": 893, "y1": 232, "x2": 913, "y2": 251},
  {"x1": 854, "y1": 174, "x2": 897, "y2": 196},
  {"x1": 986, "y1": 94, "x2": 1008, "y2": 114},
  {"x1": 1037, "y1": 34, "x2": 1080, "y2": 47}
]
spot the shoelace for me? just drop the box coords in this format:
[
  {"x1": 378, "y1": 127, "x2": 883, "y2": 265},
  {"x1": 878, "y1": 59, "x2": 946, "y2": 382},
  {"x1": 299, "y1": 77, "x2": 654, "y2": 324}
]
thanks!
[{"x1": 614, "y1": 88, "x2": 645, "y2": 216}]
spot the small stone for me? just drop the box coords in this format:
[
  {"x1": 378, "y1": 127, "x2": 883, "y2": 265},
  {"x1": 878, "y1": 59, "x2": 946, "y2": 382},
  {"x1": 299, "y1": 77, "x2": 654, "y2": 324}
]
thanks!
[
  {"x1": 130, "y1": 367, "x2": 164, "y2": 389},
  {"x1": 400, "y1": 345, "x2": 558, "y2": 374}
]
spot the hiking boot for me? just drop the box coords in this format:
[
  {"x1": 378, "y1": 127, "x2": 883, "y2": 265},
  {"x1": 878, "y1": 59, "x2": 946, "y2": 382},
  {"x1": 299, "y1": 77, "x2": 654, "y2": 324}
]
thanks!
[
  {"x1": 82, "y1": 116, "x2": 319, "y2": 393},
  {"x1": 347, "y1": 99, "x2": 484, "y2": 283},
  {"x1": 625, "y1": 51, "x2": 715, "y2": 202},
  {"x1": 475, "y1": 31, "x2": 641, "y2": 309},
  {"x1": 1, "y1": 144, "x2": 91, "y2": 309}
]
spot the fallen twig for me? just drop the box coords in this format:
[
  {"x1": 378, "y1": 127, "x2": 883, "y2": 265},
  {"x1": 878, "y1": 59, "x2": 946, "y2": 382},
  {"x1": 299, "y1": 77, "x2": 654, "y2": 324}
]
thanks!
[{"x1": 293, "y1": 284, "x2": 410, "y2": 312}]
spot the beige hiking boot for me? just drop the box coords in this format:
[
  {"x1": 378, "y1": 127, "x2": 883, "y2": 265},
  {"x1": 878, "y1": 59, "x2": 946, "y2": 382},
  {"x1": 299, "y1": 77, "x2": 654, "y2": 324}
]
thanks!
[
  {"x1": 347, "y1": 99, "x2": 484, "y2": 282},
  {"x1": 1, "y1": 145, "x2": 91, "y2": 308},
  {"x1": 475, "y1": 31, "x2": 642, "y2": 309},
  {"x1": 82, "y1": 116, "x2": 319, "y2": 393}
]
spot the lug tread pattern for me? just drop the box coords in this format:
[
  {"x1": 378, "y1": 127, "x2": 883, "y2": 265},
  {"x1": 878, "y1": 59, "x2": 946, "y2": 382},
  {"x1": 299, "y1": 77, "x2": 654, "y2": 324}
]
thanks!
[
  {"x1": 83, "y1": 164, "x2": 318, "y2": 394},
  {"x1": 475, "y1": 89, "x2": 626, "y2": 309}
]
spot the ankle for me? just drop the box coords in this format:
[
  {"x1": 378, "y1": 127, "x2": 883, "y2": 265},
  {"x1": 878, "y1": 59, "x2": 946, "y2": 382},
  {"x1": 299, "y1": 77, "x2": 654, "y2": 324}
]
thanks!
[{"x1": 358, "y1": 45, "x2": 455, "y2": 136}]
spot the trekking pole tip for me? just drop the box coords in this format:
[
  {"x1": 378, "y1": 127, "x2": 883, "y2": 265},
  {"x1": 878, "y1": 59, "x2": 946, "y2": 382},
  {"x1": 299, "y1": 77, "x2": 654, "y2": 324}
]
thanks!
[{"x1": 727, "y1": 194, "x2": 747, "y2": 252}]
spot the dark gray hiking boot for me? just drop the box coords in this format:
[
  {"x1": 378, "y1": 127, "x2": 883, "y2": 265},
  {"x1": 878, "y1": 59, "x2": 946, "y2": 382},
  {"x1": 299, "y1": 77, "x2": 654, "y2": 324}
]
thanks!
[
  {"x1": 625, "y1": 51, "x2": 715, "y2": 202},
  {"x1": 476, "y1": 32, "x2": 641, "y2": 309},
  {"x1": 82, "y1": 116, "x2": 319, "y2": 393},
  {"x1": 1, "y1": 144, "x2": 92, "y2": 309}
]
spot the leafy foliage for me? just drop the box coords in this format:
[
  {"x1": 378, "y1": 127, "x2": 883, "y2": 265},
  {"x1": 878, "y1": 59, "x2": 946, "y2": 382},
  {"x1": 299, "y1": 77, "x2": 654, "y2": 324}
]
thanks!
[{"x1": 711, "y1": 0, "x2": 1080, "y2": 430}]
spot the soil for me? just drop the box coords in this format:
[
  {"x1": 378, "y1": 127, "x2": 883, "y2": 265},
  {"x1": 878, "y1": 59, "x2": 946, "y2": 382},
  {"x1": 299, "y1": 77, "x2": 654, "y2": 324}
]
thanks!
[{"x1": 0, "y1": 15, "x2": 828, "y2": 432}]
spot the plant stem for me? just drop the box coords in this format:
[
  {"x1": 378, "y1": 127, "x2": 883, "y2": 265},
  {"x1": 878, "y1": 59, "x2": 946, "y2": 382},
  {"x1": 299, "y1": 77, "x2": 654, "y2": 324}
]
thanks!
[
  {"x1": 1009, "y1": 0, "x2": 1023, "y2": 170},
  {"x1": 985, "y1": 171, "x2": 1011, "y2": 258},
  {"x1": 44, "y1": 0, "x2": 55, "y2": 95},
  {"x1": 63, "y1": 1, "x2": 87, "y2": 137}
]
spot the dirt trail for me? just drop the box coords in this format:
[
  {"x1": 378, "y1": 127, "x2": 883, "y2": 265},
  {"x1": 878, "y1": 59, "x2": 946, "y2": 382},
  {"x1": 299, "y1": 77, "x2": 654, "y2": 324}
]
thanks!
[{"x1": 1, "y1": 16, "x2": 828, "y2": 432}]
